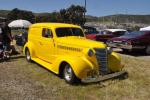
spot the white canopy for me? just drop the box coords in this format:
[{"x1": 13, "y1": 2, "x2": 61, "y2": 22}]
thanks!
[
  {"x1": 8, "y1": 19, "x2": 32, "y2": 28},
  {"x1": 140, "y1": 26, "x2": 150, "y2": 31}
]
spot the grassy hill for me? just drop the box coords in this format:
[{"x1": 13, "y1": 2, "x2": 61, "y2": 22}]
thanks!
[
  {"x1": 99, "y1": 14, "x2": 150, "y2": 24},
  {"x1": 0, "y1": 9, "x2": 150, "y2": 24},
  {"x1": 86, "y1": 14, "x2": 150, "y2": 24}
]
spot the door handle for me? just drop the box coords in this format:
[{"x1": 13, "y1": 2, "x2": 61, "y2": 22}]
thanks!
[{"x1": 39, "y1": 41, "x2": 43, "y2": 45}]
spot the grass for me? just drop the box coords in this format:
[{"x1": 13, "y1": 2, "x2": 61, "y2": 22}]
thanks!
[{"x1": 0, "y1": 53, "x2": 150, "y2": 100}]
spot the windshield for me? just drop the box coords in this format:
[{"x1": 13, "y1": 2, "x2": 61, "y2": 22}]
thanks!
[
  {"x1": 86, "y1": 29, "x2": 98, "y2": 34},
  {"x1": 56, "y1": 28, "x2": 84, "y2": 37},
  {"x1": 84, "y1": 28, "x2": 99, "y2": 34},
  {"x1": 121, "y1": 31, "x2": 145, "y2": 38}
]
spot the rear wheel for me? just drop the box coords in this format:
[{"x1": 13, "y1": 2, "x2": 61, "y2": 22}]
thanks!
[
  {"x1": 25, "y1": 49, "x2": 32, "y2": 62},
  {"x1": 145, "y1": 45, "x2": 150, "y2": 55},
  {"x1": 63, "y1": 64, "x2": 80, "y2": 84}
]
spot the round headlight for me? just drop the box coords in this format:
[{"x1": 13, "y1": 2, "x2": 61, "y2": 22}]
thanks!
[
  {"x1": 88, "y1": 49, "x2": 94, "y2": 57},
  {"x1": 107, "y1": 47, "x2": 113, "y2": 54}
]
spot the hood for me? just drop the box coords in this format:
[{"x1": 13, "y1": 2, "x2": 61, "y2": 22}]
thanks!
[{"x1": 56, "y1": 36, "x2": 106, "y2": 48}]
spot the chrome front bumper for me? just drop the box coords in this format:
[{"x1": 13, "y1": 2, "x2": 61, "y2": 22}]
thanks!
[
  {"x1": 107, "y1": 43, "x2": 145, "y2": 50},
  {"x1": 82, "y1": 71, "x2": 128, "y2": 83},
  {"x1": 107, "y1": 42, "x2": 132, "y2": 49}
]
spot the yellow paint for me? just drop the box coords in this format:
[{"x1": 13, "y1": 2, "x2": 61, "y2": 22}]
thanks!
[{"x1": 23, "y1": 23, "x2": 124, "y2": 79}]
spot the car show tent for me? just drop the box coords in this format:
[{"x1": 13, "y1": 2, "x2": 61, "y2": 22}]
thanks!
[{"x1": 8, "y1": 19, "x2": 32, "y2": 28}]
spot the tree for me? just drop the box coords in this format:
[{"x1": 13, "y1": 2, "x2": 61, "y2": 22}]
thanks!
[
  {"x1": 60, "y1": 5, "x2": 86, "y2": 25},
  {"x1": 7, "y1": 8, "x2": 35, "y2": 23},
  {"x1": 35, "y1": 12, "x2": 61, "y2": 23},
  {"x1": 60, "y1": 9, "x2": 70, "y2": 23}
]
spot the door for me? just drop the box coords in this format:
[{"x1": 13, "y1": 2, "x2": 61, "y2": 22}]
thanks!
[{"x1": 38, "y1": 28, "x2": 55, "y2": 63}]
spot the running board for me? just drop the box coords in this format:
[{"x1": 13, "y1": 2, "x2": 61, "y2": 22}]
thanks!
[
  {"x1": 82, "y1": 71, "x2": 128, "y2": 83},
  {"x1": 32, "y1": 58, "x2": 53, "y2": 71}
]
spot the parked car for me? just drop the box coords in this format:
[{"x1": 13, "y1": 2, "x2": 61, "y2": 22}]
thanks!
[
  {"x1": 84, "y1": 28, "x2": 126, "y2": 43},
  {"x1": 24, "y1": 23, "x2": 125, "y2": 84},
  {"x1": 107, "y1": 31, "x2": 150, "y2": 54},
  {"x1": 95, "y1": 29, "x2": 127, "y2": 43},
  {"x1": 82, "y1": 26, "x2": 99, "y2": 40}
]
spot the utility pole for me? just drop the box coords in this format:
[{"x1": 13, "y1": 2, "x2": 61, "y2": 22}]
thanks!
[
  {"x1": 85, "y1": 0, "x2": 87, "y2": 10},
  {"x1": 84, "y1": 0, "x2": 87, "y2": 24}
]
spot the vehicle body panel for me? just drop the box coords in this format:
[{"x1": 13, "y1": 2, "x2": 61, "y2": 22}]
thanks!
[
  {"x1": 84, "y1": 27, "x2": 126, "y2": 43},
  {"x1": 107, "y1": 31, "x2": 150, "y2": 50},
  {"x1": 24, "y1": 23, "x2": 124, "y2": 79}
]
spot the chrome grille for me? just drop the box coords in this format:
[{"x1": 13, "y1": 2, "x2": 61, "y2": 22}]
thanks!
[{"x1": 95, "y1": 48, "x2": 108, "y2": 75}]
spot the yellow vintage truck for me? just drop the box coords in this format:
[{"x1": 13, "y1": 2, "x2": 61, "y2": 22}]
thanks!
[{"x1": 23, "y1": 23, "x2": 125, "y2": 84}]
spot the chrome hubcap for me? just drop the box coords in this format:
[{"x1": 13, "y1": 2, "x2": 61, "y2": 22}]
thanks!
[{"x1": 64, "y1": 65, "x2": 72, "y2": 81}]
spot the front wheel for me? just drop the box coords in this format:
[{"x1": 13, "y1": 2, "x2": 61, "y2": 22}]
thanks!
[
  {"x1": 145, "y1": 45, "x2": 150, "y2": 55},
  {"x1": 63, "y1": 64, "x2": 80, "y2": 84}
]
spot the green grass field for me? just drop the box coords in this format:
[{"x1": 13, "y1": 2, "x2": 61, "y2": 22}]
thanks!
[{"x1": 0, "y1": 53, "x2": 150, "y2": 100}]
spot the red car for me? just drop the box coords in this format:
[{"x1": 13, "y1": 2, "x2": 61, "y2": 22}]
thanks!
[
  {"x1": 107, "y1": 31, "x2": 150, "y2": 54},
  {"x1": 84, "y1": 27, "x2": 126, "y2": 43},
  {"x1": 82, "y1": 26, "x2": 99, "y2": 40},
  {"x1": 96, "y1": 29, "x2": 127, "y2": 43}
]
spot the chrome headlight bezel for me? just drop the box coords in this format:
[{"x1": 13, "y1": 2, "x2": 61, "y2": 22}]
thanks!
[
  {"x1": 88, "y1": 49, "x2": 94, "y2": 57},
  {"x1": 107, "y1": 47, "x2": 113, "y2": 54}
]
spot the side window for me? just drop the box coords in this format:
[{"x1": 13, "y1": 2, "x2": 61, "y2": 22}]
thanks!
[{"x1": 42, "y1": 28, "x2": 53, "y2": 38}]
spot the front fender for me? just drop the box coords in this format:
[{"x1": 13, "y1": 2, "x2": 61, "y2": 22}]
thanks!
[
  {"x1": 108, "y1": 52, "x2": 124, "y2": 72},
  {"x1": 53, "y1": 56, "x2": 96, "y2": 79}
]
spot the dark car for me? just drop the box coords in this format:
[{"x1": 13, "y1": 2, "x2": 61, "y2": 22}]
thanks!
[
  {"x1": 96, "y1": 29, "x2": 127, "y2": 43},
  {"x1": 82, "y1": 26, "x2": 99, "y2": 40},
  {"x1": 84, "y1": 27, "x2": 126, "y2": 43},
  {"x1": 107, "y1": 31, "x2": 150, "y2": 54}
]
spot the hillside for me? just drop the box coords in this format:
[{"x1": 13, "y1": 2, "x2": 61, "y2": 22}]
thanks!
[
  {"x1": 86, "y1": 14, "x2": 150, "y2": 24},
  {"x1": 99, "y1": 14, "x2": 150, "y2": 24},
  {"x1": 0, "y1": 9, "x2": 150, "y2": 24},
  {"x1": 0, "y1": 10, "x2": 10, "y2": 18}
]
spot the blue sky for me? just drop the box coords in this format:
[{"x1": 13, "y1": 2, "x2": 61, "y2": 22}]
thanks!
[{"x1": 0, "y1": 0, "x2": 150, "y2": 16}]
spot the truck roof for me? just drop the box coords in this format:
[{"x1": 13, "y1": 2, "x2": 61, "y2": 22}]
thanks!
[{"x1": 30, "y1": 23, "x2": 81, "y2": 28}]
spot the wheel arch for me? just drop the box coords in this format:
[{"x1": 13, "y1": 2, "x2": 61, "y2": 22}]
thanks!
[
  {"x1": 58, "y1": 61, "x2": 68, "y2": 78},
  {"x1": 55, "y1": 56, "x2": 93, "y2": 79},
  {"x1": 25, "y1": 47, "x2": 29, "y2": 54},
  {"x1": 58, "y1": 60, "x2": 81, "y2": 84},
  {"x1": 23, "y1": 42, "x2": 36, "y2": 58}
]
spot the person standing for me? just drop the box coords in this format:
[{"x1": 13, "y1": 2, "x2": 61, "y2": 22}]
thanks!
[
  {"x1": 0, "y1": 26, "x2": 2, "y2": 42},
  {"x1": 1, "y1": 21, "x2": 12, "y2": 55},
  {"x1": 0, "y1": 25, "x2": 3, "y2": 49}
]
